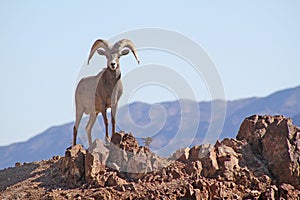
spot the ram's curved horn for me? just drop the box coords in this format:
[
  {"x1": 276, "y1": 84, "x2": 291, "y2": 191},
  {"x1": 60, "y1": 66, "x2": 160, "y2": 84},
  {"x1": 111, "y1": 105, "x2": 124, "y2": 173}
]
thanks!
[
  {"x1": 87, "y1": 39, "x2": 110, "y2": 65},
  {"x1": 113, "y1": 39, "x2": 140, "y2": 64}
]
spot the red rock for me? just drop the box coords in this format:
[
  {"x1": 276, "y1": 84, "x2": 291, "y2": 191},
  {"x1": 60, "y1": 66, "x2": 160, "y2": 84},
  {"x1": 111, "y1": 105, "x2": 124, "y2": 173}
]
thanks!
[
  {"x1": 237, "y1": 115, "x2": 268, "y2": 153},
  {"x1": 184, "y1": 161, "x2": 202, "y2": 177},
  {"x1": 261, "y1": 118, "x2": 300, "y2": 188},
  {"x1": 237, "y1": 115, "x2": 300, "y2": 188},
  {"x1": 278, "y1": 183, "x2": 300, "y2": 200},
  {"x1": 110, "y1": 131, "x2": 125, "y2": 147},
  {"x1": 126, "y1": 154, "x2": 152, "y2": 180},
  {"x1": 65, "y1": 144, "x2": 86, "y2": 158},
  {"x1": 119, "y1": 132, "x2": 139, "y2": 153},
  {"x1": 60, "y1": 145, "x2": 86, "y2": 188},
  {"x1": 85, "y1": 152, "x2": 105, "y2": 186},
  {"x1": 104, "y1": 172, "x2": 126, "y2": 187},
  {"x1": 192, "y1": 179, "x2": 210, "y2": 199},
  {"x1": 189, "y1": 144, "x2": 219, "y2": 177},
  {"x1": 168, "y1": 147, "x2": 190, "y2": 163},
  {"x1": 88, "y1": 139, "x2": 109, "y2": 165},
  {"x1": 259, "y1": 185, "x2": 277, "y2": 200}
]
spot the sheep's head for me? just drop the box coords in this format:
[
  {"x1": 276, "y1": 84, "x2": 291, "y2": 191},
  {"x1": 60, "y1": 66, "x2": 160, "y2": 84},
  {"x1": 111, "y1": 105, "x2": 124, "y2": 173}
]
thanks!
[{"x1": 87, "y1": 39, "x2": 140, "y2": 71}]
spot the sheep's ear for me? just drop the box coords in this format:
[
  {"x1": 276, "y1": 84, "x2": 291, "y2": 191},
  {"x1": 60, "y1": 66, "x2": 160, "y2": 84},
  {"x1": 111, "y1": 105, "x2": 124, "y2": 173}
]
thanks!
[
  {"x1": 97, "y1": 49, "x2": 106, "y2": 55},
  {"x1": 121, "y1": 49, "x2": 130, "y2": 56}
]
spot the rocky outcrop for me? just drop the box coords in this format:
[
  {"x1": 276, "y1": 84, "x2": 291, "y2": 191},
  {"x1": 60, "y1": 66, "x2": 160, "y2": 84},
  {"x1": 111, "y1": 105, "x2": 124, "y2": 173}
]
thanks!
[
  {"x1": 60, "y1": 144, "x2": 86, "y2": 188},
  {"x1": 188, "y1": 144, "x2": 219, "y2": 177},
  {"x1": 57, "y1": 115, "x2": 300, "y2": 199},
  {"x1": 60, "y1": 131, "x2": 171, "y2": 186},
  {"x1": 237, "y1": 115, "x2": 300, "y2": 188}
]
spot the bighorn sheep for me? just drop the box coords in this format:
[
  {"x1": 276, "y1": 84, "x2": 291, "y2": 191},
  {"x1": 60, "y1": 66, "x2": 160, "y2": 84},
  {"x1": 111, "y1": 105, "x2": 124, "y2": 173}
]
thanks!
[{"x1": 73, "y1": 39, "x2": 140, "y2": 146}]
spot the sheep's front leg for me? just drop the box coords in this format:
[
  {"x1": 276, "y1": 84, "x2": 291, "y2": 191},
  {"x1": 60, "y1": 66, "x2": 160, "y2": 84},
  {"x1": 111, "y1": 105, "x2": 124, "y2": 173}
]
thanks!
[
  {"x1": 111, "y1": 104, "x2": 117, "y2": 136},
  {"x1": 86, "y1": 113, "x2": 97, "y2": 147},
  {"x1": 102, "y1": 109, "x2": 109, "y2": 143},
  {"x1": 73, "y1": 106, "x2": 84, "y2": 146}
]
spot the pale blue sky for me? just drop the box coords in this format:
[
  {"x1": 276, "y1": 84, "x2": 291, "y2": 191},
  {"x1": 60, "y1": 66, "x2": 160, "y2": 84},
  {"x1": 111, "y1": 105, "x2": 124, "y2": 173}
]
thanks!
[{"x1": 0, "y1": 1, "x2": 299, "y2": 146}]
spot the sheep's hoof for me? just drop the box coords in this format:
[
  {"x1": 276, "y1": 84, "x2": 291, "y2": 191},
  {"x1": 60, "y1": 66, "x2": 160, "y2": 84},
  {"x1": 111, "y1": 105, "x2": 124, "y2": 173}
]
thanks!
[{"x1": 105, "y1": 137, "x2": 111, "y2": 145}]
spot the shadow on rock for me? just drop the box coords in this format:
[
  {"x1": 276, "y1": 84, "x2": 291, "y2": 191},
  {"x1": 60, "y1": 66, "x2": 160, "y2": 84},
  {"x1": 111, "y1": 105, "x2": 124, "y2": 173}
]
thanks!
[{"x1": 0, "y1": 163, "x2": 39, "y2": 191}]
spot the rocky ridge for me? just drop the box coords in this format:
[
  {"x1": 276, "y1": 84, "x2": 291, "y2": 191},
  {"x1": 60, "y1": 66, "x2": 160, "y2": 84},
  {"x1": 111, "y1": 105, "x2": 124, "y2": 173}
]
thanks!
[{"x1": 1, "y1": 115, "x2": 300, "y2": 199}]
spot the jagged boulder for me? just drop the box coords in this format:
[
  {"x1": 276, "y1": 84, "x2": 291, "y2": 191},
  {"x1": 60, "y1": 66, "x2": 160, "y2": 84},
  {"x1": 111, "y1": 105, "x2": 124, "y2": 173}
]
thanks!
[
  {"x1": 168, "y1": 147, "x2": 190, "y2": 163},
  {"x1": 107, "y1": 132, "x2": 171, "y2": 181},
  {"x1": 261, "y1": 117, "x2": 300, "y2": 188},
  {"x1": 215, "y1": 141, "x2": 240, "y2": 181},
  {"x1": 237, "y1": 115, "x2": 300, "y2": 188},
  {"x1": 110, "y1": 131, "x2": 139, "y2": 154},
  {"x1": 184, "y1": 160, "x2": 202, "y2": 177},
  {"x1": 278, "y1": 183, "x2": 300, "y2": 200},
  {"x1": 59, "y1": 132, "x2": 171, "y2": 184},
  {"x1": 237, "y1": 115, "x2": 276, "y2": 153},
  {"x1": 126, "y1": 153, "x2": 153, "y2": 180},
  {"x1": 106, "y1": 132, "x2": 139, "y2": 171},
  {"x1": 221, "y1": 138, "x2": 270, "y2": 177},
  {"x1": 104, "y1": 172, "x2": 126, "y2": 187},
  {"x1": 85, "y1": 152, "x2": 105, "y2": 186},
  {"x1": 188, "y1": 144, "x2": 219, "y2": 177},
  {"x1": 88, "y1": 139, "x2": 109, "y2": 165},
  {"x1": 110, "y1": 131, "x2": 125, "y2": 147},
  {"x1": 60, "y1": 144, "x2": 86, "y2": 188},
  {"x1": 156, "y1": 161, "x2": 186, "y2": 182},
  {"x1": 84, "y1": 139, "x2": 109, "y2": 186}
]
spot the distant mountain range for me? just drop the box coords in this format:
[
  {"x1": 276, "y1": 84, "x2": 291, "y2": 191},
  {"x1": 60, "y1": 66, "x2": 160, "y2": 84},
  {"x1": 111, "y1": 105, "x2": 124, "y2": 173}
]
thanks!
[{"x1": 1, "y1": 86, "x2": 300, "y2": 169}]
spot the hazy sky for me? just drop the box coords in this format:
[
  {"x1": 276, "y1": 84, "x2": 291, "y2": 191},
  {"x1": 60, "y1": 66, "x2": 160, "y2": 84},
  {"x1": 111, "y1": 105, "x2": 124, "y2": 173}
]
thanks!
[{"x1": 0, "y1": 1, "x2": 299, "y2": 146}]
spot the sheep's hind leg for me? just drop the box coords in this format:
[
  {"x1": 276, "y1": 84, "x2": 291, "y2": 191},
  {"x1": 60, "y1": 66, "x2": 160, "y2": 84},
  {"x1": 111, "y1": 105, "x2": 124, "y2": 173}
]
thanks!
[{"x1": 86, "y1": 113, "x2": 97, "y2": 147}]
